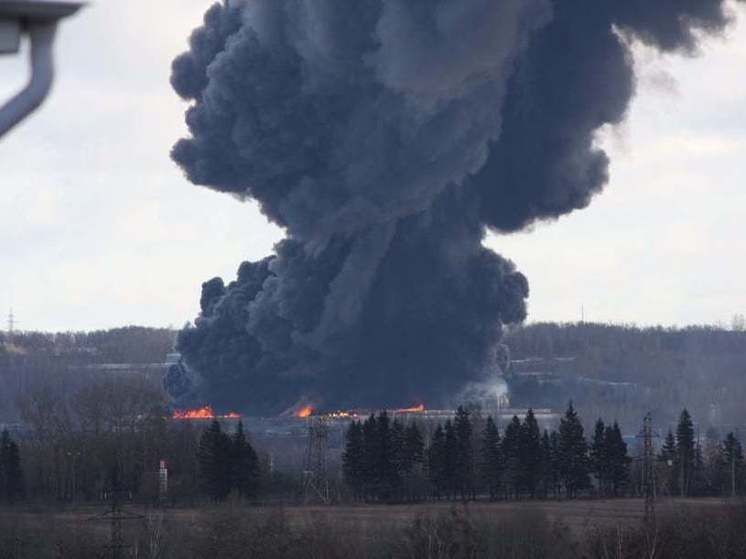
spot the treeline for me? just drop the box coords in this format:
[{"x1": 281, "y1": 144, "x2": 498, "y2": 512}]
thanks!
[
  {"x1": 343, "y1": 404, "x2": 624, "y2": 502},
  {"x1": 3, "y1": 375, "x2": 745, "y2": 507},
  {"x1": 196, "y1": 420, "x2": 259, "y2": 501},
  {"x1": 503, "y1": 321, "x2": 746, "y2": 432},
  {"x1": 0, "y1": 326, "x2": 176, "y2": 363},
  {"x1": 0, "y1": 326, "x2": 177, "y2": 421},
  {"x1": 0, "y1": 429, "x2": 23, "y2": 503},
  {"x1": 4, "y1": 375, "x2": 290, "y2": 506},
  {"x1": 343, "y1": 404, "x2": 746, "y2": 502}
]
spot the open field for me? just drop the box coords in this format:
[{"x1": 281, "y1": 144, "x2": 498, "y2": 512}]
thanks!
[{"x1": 1, "y1": 497, "x2": 738, "y2": 536}]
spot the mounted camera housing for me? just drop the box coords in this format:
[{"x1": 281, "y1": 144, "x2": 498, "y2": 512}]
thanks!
[{"x1": 0, "y1": 1, "x2": 85, "y2": 137}]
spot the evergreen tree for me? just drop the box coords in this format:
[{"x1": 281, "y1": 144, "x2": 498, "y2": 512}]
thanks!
[
  {"x1": 501, "y1": 416, "x2": 522, "y2": 498},
  {"x1": 453, "y1": 406, "x2": 474, "y2": 499},
  {"x1": 659, "y1": 428, "x2": 679, "y2": 496},
  {"x1": 443, "y1": 419, "x2": 459, "y2": 499},
  {"x1": 231, "y1": 420, "x2": 259, "y2": 499},
  {"x1": 480, "y1": 417, "x2": 502, "y2": 500},
  {"x1": 0, "y1": 430, "x2": 24, "y2": 503},
  {"x1": 691, "y1": 440, "x2": 708, "y2": 496},
  {"x1": 590, "y1": 419, "x2": 608, "y2": 495},
  {"x1": 539, "y1": 430, "x2": 553, "y2": 497},
  {"x1": 606, "y1": 423, "x2": 629, "y2": 496},
  {"x1": 361, "y1": 414, "x2": 379, "y2": 499},
  {"x1": 343, "y1": 421, "x2": 366, "y2": 499},
  {"x1": 400, "y1": 422, "x2": 425, "y2": 501},
  {"x1": 391, "y1": 418, "x2": 406, "y2": 472},
  {"x1": 721, "y1": 432, "x2": 744, "y2": 497},
  {"x1": 374, "y1": 412, "x2": 399, "y2": 500},
  {"x1": 197, "y1": 420, "x2": 232, "y2": 501},
  {"x1": 547, "y1": 431, "x2": 562, "y2": 498},
  {"x1": 557, "y1": 402, "x2": 590, "y2": 497},
  {"x1": 660, "y1": 429, "x2": 677, "y2": 464},
  {"x1": 519, "y1": 409, "x2": 543, "y2": 497},
  {"x1": 428, "y1": 424, "x2": 447, "y2": 499},
  {"x1": 676, "y1": 409, "x2": 696, "y2": 497},
  {"x1": 403, "y1": 423, "x2": 425, "y2": 472}
]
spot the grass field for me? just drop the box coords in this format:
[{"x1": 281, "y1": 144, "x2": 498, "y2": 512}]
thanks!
[
  {"x1": 2, "y1": 496, "x2": 737, "y2": 535},
  {"x1": 1, "y1": 498, "x2": 744, "y2": 558}
]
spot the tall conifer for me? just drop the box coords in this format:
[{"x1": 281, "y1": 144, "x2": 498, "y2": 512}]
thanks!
[
  {"x1": 676, "y1": 409, "x2": 696, "y2": 497},
  {"x1": 231, "y1": 420, "x2": 259, "y2": 499},
  {"x1": 197, "y1": 420, "x2": 233, "y2": 501},
  {"x1": 480, "y1": 417, "x2": 502, "y2": 500},
  {"x1": 557, "y1": 402, "x2": 590, "y2": 497},
  {"x1": 519, "y1": 409, "x2": 543, "y2": 497}
]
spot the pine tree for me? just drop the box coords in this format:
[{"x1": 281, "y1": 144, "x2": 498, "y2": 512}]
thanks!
[
  {"x1": 660, "y1": 429, "x2": 677, "y2": 464},
  {"x1": 548, "y1": 431, "x2": 562, "y2": 498},
  {"x1": 0, "y1": 430, "x2": 24, "y2": 503},
  {"x1": 375, "y1": 412, "x2": 399, "y2": 500},
  {"x1": 403, "y1": 423, "x2": 425, "y2": 472},
  {"x1": 557, "y1": 402, "x2": 590, "y2": 497},
  {"x1": 480, "y1": 417, "x2": 502, "y2": 500},
  {"x1": 343, "y1": 421, "x2": 366, "y2": 499},
  {"x1": 590, "y1": 419, "x2": 607, "y2": 495},
  {"x1": 454, "y1": 406, "x2": 474, "y2": 499},
  {"x1": 400, "y1": 422, "x2": 425, "y2": 501},
  {"x1": 721, "y1": 432, "x2": 744, "y2": 497},
  {"x1": 361, "y1": 414, "x2": 378, "y2": 499},
  {"x1": 428, "y1": 424, "x2": 447, "y2": 499},
  {"x1": 659, "y1": 428, "x2": 678, "y2": 496},
  {"x1": 197, "y1": 420, "x2": 232, "y2": 501},
  {"x1": 540, "y1": 430, "x2": 552, "y2": 497},
  {"x1": 606, "y1": 423, "x2": 629, "y2": 496},
  {"x1": 676, "y1": 409, "x2": 696, "y2": 497},
  {"x1": 231, "y1": 420, "x2": 259, "y2": 499},
  {"x1": 443, "y1": 419, "x2": 459, "y2": 499},
  {"x1": 501, "y1": 416, "x2": 522, "y2": 498},
  {"x1": 519, "y1": 409, "x2": 543, "y2": 498}
]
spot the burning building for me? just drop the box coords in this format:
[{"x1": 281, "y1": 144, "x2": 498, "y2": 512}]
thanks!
[{"x1": 164, "y1": 0, "x2": 735, "y2": 416}]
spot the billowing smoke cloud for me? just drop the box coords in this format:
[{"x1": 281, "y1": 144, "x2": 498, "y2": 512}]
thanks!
[{"x1": 166, "y1": 0, "x2": 734, "y2": 415}]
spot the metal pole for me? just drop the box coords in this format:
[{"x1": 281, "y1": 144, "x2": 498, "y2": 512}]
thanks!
[{"x1": 0, "y1": 20, "x2": 57, "y2": 137}]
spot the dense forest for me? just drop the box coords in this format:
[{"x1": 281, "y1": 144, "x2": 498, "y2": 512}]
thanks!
[
  {"x1": 503, "y1": 322, "x2": 746, "y2": 432},
  {"x1": 0, "y1": 327, "x2": 176, "y2": 422},
  {"x1": 2, "y1": 322, "x2": 746, "y2": 432}
]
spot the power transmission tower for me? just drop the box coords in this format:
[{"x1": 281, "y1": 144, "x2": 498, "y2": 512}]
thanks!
[
  {"x1": 302, "y1": 415, "x2": 330, "y2": 504},
  {"x1": 641, "y1": 413, "x2": 656, "y2": 526},
  {"x1": 6, "y1": 308, "x2": 15, "y2": 343},
  {"x1": 89, "y1": 472, "x2": 144, "y2": 559}
]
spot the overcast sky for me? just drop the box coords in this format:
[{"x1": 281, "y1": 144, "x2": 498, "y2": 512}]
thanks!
[{"x1": 0, "y1": 1, "x2": 744, "y2": 332}]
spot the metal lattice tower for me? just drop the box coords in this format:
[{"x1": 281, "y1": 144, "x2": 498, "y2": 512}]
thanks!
[
  {"x1": 89, "y1": 480, "x2": 143, "y2": 559},
  {"x1": 302, "y1": 415, "x2": 330, "y2": 504},
  {"x1": 6, "y1": 309, "x2": 15, "y2": 343},
  {"x1": 642, "y1": 413, "x2": 656, "y2": 526}
]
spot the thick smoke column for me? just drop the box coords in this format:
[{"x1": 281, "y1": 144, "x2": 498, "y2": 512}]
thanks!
[{"x1": 167, "y1": 0, "x2": 734, "y2": 415}]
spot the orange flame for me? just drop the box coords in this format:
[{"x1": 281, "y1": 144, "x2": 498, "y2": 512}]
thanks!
[
  {"x1": 295, "y1": 405, "x2": 314, "y2": 418},
  {"x1": 395, "y1": 403, "x2": 425, "y2": 413},
  {"x1": 171, "y1": 406, "x2": 242, "y2": 420}
]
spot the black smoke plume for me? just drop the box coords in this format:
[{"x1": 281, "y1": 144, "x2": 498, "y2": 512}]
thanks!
[{"x1": 166, "y1": 0, "x2": 734, "y2": 415}]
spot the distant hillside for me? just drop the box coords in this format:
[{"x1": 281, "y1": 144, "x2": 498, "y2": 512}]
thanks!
[
  {"x1": 0, "y1": 326, "x2": 177, "y2": 421},
  {"x1": 0, "y1": 326, "x2": 177, "y2": 364},
  {"x1": 504, "y1": 323, "x2": 746, "y2": 432}
]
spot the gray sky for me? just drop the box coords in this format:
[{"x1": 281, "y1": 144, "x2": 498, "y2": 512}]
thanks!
[{"x1": 0, "y1": 1, "x2": 744, "y2": 332}]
